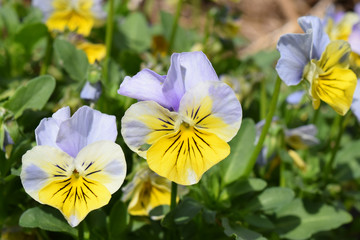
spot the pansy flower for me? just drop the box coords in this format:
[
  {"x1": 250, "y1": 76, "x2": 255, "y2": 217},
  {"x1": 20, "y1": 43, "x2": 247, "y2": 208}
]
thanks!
[
  {"x1": 122, "y1": 165, "x2": 173, "y2": 218},
  {"x1": 118, "y1": 51, "x2": 242, "y2": 185},
  {"x1": 32, "y1": 0, "x2": 106, "y2": 36},
  {"x1": 20, "y1": 106, "x2": 127, "y2": 227},
  {"x1": 276, "y1": 16, "x2": 357, "y2": 115}
]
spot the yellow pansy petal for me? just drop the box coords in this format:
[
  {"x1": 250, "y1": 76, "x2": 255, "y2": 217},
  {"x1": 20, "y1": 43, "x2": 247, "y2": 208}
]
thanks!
[
  {"x1": 47, "y1": 0, "x2": 94, "y2": 36},
  {"x1": 179, "y1": 81, "x2": 242, "y2": 142},
  {"x1": 147, "y1": 125, "x2": 230, "y2": 185},
  {"x1": 121, "y1": 101, "x2": 179, "y2": 158},
  {"x1": 314, "y1": 68, "x2": 357, "y2": 115},
  {"x1": 20, "y1": 146, "x2": 74, "y2": 203},
  {"x1": 39, "y1": 175, "x2": 111, "y2": 227},
  {"x1": 74, "y1": 141, "x2": 127, "y2": 194},
  {"x1": 76, "y1": 42, "x2": 106, "y2": 64},
  {"x1": 318, "y1": 40, "x2": 351, "y2": 72},
  {"x1": 288, "y1": 149, "x2": 306, "y2": 171}
]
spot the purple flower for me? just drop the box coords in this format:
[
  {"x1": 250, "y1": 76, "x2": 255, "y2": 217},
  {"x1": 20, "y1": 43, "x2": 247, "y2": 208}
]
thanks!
[
  {"x1": 35, "y1": 106, "x2": 117, "y2": 158},
  {"x1": 276, "y1": 16, "x2": 330, "y2": 86}
]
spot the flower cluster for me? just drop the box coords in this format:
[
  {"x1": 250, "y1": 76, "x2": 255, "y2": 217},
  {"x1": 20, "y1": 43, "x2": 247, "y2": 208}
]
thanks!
[{"x1": 276, "y1": 16, "x2": 357, "y2": 115}]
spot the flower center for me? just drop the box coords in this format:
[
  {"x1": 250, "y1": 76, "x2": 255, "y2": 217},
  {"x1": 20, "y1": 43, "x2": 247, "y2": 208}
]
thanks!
[{"x1": 73, "y1": 169, "x2": 80, "y2": 179}]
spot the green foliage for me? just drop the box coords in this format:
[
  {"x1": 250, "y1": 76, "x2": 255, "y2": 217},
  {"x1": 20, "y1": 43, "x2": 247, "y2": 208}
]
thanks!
[
  {"x1": 19, "y1": 207, "x2": 77, "y2": 236},
  {"x1": 3, "y1": 75, "x2": 56, "y2": 118},
  {"x1": 219, "y1": 118, "x2": 256, "y2": 185},
  {"x1": 118, "y1": 12, "x2": 151, "y2": 53},
  {"x1": 0, "y1": 1, "x2": 358, "y2": 240},
  {"x1": 54, "y1": 38, "x2": 90, "y2": 82},
  {"x1": 274, "y1": 199, "x2": 352, "y2": 240}
]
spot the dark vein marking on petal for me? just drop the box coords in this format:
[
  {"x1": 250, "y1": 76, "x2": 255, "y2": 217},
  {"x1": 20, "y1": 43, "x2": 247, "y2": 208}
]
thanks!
[
  {"x1": 193, "y1": 106, "x2": 201, "y2": 120},
  {"x1": 85, "y1": 162, "x2": 94, "y2": 171},
  {"x1": 55, "y1": 165, "x2": 66, "y2": 172},
  {"x1": 192, "y1": 137, "x2": 203, "y2": 158},
  {"x1": 83, "y1": 182, "x2": 97, "y2": 197},
  {"x1": 194, "y1": 131, "x2": 211, "y2": 147},
  {"x1": 86, "y1": 170, "x2": 101, "y2": 176},
  {"x1": 52, "y1": 181, "x2": 71, "y2": 197},
  {"x1": 54, "y1": 174, "x2": 67, "y2": 177},
  {"x1": 81, "y1": 187, "x2": 88, "y2": 205},
  {"x1": 63, "y1": 187, "x2": 72, "y2": 203},
  {"x1": 164, "y1": 133, "x2": 182, "y2": 155},
  {"x1": 196, "y1": 113, "x2": 211, "y2": 124},
  {"x1": 158, "y1": 118, "x2": 174, "y2": 126}
]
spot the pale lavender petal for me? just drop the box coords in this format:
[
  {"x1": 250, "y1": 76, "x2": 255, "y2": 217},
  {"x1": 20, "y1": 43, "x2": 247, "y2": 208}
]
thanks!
[
  {"x1": 285, "y1": 124, "x2": 319, "y2": 146},
  {"x1": 298, "y1": 16, "x2": 330, "y2": 60},
  {"x1": 118, "y1": 69, "x2": 171, "y2": 109},
  {"x1": 56, "y1": 106, "x2": 117, "y2": 157},
  {"x1": 286, "y1": 90, "x2": 305, "y2": 105},
  {"x1": 163, "y1": 52, "x2": 219, "y2": 111},
  {"x1": 351, "y1": 79, "x2": 360, "y2": 122},
  {"x1": 91, "y1": 0, "x2": 107, "y2": 20},
  {"x1": 355, "y1": 3, "x2": 360, "y2": 16},
  {"x1": 162, "y1": 53, "x2": 186, "y2": 111},
  {"x1": 276, "y1": 33, "x2": 313, "y2": 86},
  {"x1": 349, "y1": 23, "x2": 360, "y2": 55},
  {"x1": 35, "y1": 106, "x2": 71, "y2": 148},
  {"x1": 32, "y1": 0, "x2": 53, "y2": 20},
  {"x1": 80, "y1": 81, "x2": 102, "y2": 101}
]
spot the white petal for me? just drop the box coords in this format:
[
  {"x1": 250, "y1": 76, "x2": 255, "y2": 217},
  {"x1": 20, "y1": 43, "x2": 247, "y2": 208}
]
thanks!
[
  {"x1": 20, "y1": 146, "x2": 74, "y2": 203},
  {"x1": 178, "y1": 81, "x2": 242, "y2": 142},
  {"x1": 121, "y1": 101, "x2": 180, "y2": 158},
  {"x1": 74, "y1": 141, "x2": 127, "y2": 194}
]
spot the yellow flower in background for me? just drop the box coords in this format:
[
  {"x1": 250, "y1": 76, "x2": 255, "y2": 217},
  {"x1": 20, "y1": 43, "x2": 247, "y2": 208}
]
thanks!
[
  {"x1": 122, "y1": 166, "x2": 174, "y2": 217},
  {"x1": 276, "y1": 16, "x2": 357, "y2": 115},
  {"x1": 32, "y1": 0, "x2": 106, "y2": 36},
  {"x1": 76, "y1": 41, "x2": 106, "y2": 64},
  {"x1": 325, "y1": 13, "x2": 359, "y2": 41},
  {"x1": 303, "y1": 40, "x2": 357, "y2": 115}
]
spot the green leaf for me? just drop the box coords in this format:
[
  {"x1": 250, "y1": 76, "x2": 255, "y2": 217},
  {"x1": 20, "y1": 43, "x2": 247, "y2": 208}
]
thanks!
[
  {"x1": 14, "y1": 23, "x2": 48, "y2": 53},
  {"x1": 274, "y1": 199, "x2": 352, "y2": 240},
  {"x1": 220, "y1": 178, "x2": 267, "y2": 201},
  {"x1": 109, "y1": 200, "x2": 128, "y2": 239},
  {"x1": 149, "y1": 205, "x2": 170, "y2": 220},
  {"x1": 334, "y1": 139, "x2": 360, "y2": 181},
  {"x1": 87, "y1": 210, "x2": 108, "y2": 240},
  {"x1": 3, "y1": 75, "x2": 56, "y2": 119},
  {"x1": 0, "y1": 5, "x2": 19, "y2": 36},
  {"x1": 244, "y1": 214, "x2": 275, "y2": 230},
  {"x1": 54, "y1": 38, "x2": 89, "y2": 82},
  {"x1": 119, "y1": 12, "x2": 151, "y2": 53},
  {"x1": 19, "y1": 207, "x2": 77, "y2": 236},
  {"x1": 244, "y1": 187, "x2": 295, "y2": 212},
  {"x1": 218, "y1": 118, "x2": 256, "y2": 185},
  {"x1": 222, "y1": 218, "x2": 266, "y2": 240},
  {"x1": 160, "y1": 11, "x2": 197, "y2": 52},
  {"x1": 173, "y1": 198, "x2": 203, "y2": 225}
]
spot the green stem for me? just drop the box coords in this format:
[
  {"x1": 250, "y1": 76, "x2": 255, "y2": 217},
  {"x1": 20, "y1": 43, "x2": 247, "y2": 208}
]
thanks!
[
  {"x1": 312, "y1": 107, "x2": 320, "y2": 124},
  {"x1": 168, "y1": 0, "x2": 183, "y2": 54},
  {"x1": 103, "y1": 0, "x2": 115, "y2": 83},
  {"x1": 78, "y1": 221, "x2": 84, "y2": 240},
  {"x1": 40, "y1": 33, "x2": 53, "y2": 75},
  {"x1": 260, "y1": 78, "x2": 267, "y2": 120},
  {"x1": 243, "y1": 77, "x2": 282, "y2": 177},
  {"x1": 324, "y1": 113, "x2": 350, "y2": 179},
  {"x1": 170, "y1": 182, "x2": 177, "y2": 211}
]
